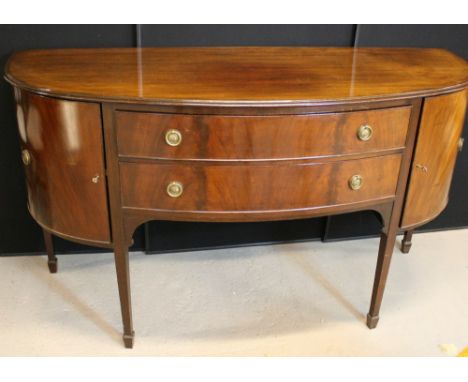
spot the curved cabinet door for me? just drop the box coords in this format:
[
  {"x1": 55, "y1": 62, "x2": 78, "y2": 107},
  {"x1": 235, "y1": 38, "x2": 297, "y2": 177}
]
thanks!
[
  {"x1": 401, "y1": 90, "x2": 467, "y2": 229},
  {"x1": 14, "y1": 89, "x2": 111, "y2": 244}
]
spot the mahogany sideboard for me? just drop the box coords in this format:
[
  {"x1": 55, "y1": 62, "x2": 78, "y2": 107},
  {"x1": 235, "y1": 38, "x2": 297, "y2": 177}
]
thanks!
[{"x1": 5, "y1": 47, "x2": 468, "y2": 348}]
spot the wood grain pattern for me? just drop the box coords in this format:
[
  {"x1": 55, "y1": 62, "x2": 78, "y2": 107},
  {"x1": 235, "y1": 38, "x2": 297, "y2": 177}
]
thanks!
[
  {"x1": 401, "y1": 90, "x2": 467, "y2": 229},
  {"x1": 5, "y1": 47, "x2": 468, "y2": 106},
  {"x1": 119, "y1": 155, "x2": 402, "y2": 214},
  {"x1": 14, "y1": 89, "x2": 111, "y2": 243},
  {"x1": 116, "y1": 107, "x2": 411, "y2": 160}
]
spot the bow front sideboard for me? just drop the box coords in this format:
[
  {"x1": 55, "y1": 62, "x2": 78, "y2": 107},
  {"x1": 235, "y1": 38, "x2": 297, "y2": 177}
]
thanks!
[{"x1": 4, "y1": 47, "x2": 467, "y2": 348}]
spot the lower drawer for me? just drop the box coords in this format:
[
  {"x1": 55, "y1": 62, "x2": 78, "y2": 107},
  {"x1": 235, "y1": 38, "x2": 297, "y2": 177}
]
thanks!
[{"x1": 120, "y1": 155, "x2": 401, "y2": 212}]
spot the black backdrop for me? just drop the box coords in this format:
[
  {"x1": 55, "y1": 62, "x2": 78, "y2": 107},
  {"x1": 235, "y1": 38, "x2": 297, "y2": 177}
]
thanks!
[{"x1": 0, "y1": 25, "x2": 467, "y2": 256}]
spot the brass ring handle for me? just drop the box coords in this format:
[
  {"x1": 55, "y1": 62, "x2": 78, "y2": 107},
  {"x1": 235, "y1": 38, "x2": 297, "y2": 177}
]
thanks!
[
  {"x1": 348, "y1": 175, "x2": 363, "y2": 190},
  {"x1": 167, "y1": 181, "x2": 183, "y2": 198},
  {"x1": 165, "y1": 129, "x2": 182, "y2": 147},
  {"x1": 357, "y1": 124, "x2": 373, "y2": 141},
  {"x1": 21, "y1": 149, "x2": 31, "y2": 166}
]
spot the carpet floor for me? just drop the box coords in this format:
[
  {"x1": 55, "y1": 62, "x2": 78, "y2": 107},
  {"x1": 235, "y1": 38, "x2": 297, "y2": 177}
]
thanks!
[{"x1": 1, "y1": 229, "x2": 467, "y2": 356}]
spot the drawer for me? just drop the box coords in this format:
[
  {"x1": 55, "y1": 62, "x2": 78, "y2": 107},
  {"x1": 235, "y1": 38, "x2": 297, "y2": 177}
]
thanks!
[
  {"x1": 115, "y1": 107, "x2": 411, "y2": 160},
  {"x1": 120, "y1": 155, "x2": 401, "y2": 212}
]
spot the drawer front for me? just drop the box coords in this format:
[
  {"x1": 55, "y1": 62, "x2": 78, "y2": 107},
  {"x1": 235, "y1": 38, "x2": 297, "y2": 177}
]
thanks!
[
  {"x1": 120, "y1": 155, "x2": 401, "y2": 212},
  {"x1": 116, "y1": 107, "x2": 411, "y2": 160}
]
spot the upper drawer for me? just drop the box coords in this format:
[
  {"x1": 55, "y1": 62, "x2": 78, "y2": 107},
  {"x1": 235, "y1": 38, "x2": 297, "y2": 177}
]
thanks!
[{"x1": 115, "y1": 107, "x2": 411, "y2": 160}]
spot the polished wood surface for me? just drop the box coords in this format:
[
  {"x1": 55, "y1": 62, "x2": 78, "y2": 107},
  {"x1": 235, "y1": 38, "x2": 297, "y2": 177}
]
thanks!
[
  {"x1": 116, "y1": 107, "x2": 411, "y2": 160},
  {"x1": 401, "y1": 90, "x2": 467, "y2": 229},
  {"x1": 5, "y1": 47, "x2": 467, "y2": 348},
  {"x1": 120, "y1": 155, "x2": 401, "y2": 213},
  {"x1": 14, "y1": 89, "x2": 111, "y2": 243},
  {"x1": 5, "y1": 48, "x2": 468, "y2": 106}
]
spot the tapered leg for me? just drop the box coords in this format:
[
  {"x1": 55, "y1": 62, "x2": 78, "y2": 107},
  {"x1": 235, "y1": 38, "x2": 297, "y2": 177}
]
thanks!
[
  {"x1": 367, "y1": 205, "x2": 399, "y2": 329},
  {"x1": 43, "y1": 229, "x2": 57, "y2": 273},
  {"x1": 366, "y1": 98, "x2": 422, "y2": 329},
  {"x1": 400, "y1": 230, "x2": 414, "y2": 254},
  {"x1": 114, "y1": 244, "x2": 134, "y2": 348}
]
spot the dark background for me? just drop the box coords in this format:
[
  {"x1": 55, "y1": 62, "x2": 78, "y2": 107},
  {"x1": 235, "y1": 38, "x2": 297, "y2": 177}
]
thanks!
[{"x1": 0, "y1": 25, "x2": 467, "y2": 256}]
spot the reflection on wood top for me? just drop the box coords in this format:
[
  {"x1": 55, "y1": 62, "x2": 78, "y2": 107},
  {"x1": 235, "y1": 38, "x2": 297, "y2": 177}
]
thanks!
[{"x1": 5, "y1": 47, "x2": 468, "y2": 106}]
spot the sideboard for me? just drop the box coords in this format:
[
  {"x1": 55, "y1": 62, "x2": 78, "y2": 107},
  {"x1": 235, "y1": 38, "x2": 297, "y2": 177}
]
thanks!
[{"x1": 4, "y1": 47, "x2": 467, "y2": 348}]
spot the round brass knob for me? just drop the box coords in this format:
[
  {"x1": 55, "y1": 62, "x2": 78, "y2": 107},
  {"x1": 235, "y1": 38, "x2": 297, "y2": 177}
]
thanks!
[
  {"x1": 167, "y1": 181, "x2": 183, "y2": 198},
  {"x1": 357, "y1": 125, "x2": 373, "y2": 141},
  {"x1": 92, "y1": 174, "x2": 100, "y2": 184},
  {"x1": 21, "y1": 149, "x2": 31, "y2": 166},
  {"x1": 348, "y1": 175, "x2": 363, "y2": 190},
  {"x1": 458, "y1": 137, "x2": 464, "y2": 152},
  {"x1": 165, "y1": 129, "x2": 182, "y2": 147}
]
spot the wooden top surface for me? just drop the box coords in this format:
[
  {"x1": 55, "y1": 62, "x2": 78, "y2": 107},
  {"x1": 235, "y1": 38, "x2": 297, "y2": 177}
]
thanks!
[{"x1": 5, "y1": 47, "x2": 468, "y2": 106}]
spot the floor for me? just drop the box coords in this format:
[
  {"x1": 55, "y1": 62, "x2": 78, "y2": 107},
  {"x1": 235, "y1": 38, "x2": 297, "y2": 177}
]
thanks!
[{"x1": 0, "y1": 229, "x2": 467, "y2": 356}]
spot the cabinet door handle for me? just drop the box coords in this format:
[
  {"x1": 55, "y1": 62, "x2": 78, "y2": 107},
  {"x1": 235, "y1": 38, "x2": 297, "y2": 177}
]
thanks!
[{"x1": 21, "y1": 149, "x2": 31, "y2": 166}]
